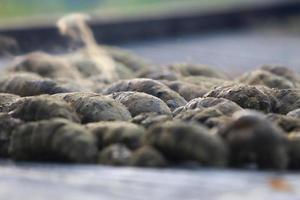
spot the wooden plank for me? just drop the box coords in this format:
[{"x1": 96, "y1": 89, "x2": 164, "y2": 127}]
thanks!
[{"x1": 0, "y1": 162, "x2": 299, "y2": 200}]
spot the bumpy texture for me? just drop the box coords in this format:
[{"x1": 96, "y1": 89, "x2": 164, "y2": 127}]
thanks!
[
  {"x1": 168, "y1": 63, "x2": 227, "y2": 79},
  {"x1": 181, "y1": 76, "x2": 229, "y2": 89},
  {"x1": 129, "y1": 146, "x2": 167, "y2": 167},
  {"x1": 0, "y1": 113, "x2": 23, "y2": 158},
  {"x1": 273, "y1": 89, "x2": 300, "y2": 114},
  {"x1": 103, "y1": 78, "x2": 187, "y2": 110},
  {"x1": 266, "y1": 113, "x2": 300, "y2": 133},
  {"x1": 2, "y1": 22, "x2": 300, "y2": 171},
  {"x1": 9, "y1": 118, "x2": 98, "y2": 163},
  {"x1": 261, "y1": 65, "x2": 300, "y2": 85},
  {"x1": 9, "y1": 52, "x2": 82, "y2": 80},
  {"x1": 144, "y1": 121, "x2": 228, "y2": 167},
  {"x1": 10, "y1": 95, "x2": 80, "y2": 122},
  {"x1": 0, "y1": 93, "x2": 21, "y2": 112},
  {"x1": 131, "y1": 112, "x2": 172, "y2": 129},
  {"x1": 104, "y1": 45, "x2": 150, "y2": 72},
  {"x1": 109, "y1": 91, "x2": 171, "y2": 116},
  {"x1": 205, "y1": 84, "x2": 274, "y2": 113},
  {"x1": 98, "y1": 144, "x2": 132, "y2": 166},
  {"x1": 173, "y1": 98, "x2": 242, "y2": 129},
  {"x1": 174, "y1": 108, "x2": 232, "y2": 129},
  {"x1": 287, "y1": 108, "x2": 300, "y2": 118},
  {"x1": 86, "y1": 121, "x2": 145, "y2": 150},
  {"x1": 0, "y1": 73, "x2": 77, "y2": 96},
  {"x1": 174, "y1": 97, "x2": 242, "y2": 116},
  {"x1": 138, "y1": 68, "x2": 179, "y2": 81},
  {"x1": 219, "y1": 111, "x2": 288, "y2": 170},
  {"x1": 161, "y1": 80, "x2": 209, "y2": 101},
  {"x1": 238, "y1": 69, "x2": 295, "y2": 89},
  {"x1": 54, "y1": 92, "x2": 132, "y2": 123}
]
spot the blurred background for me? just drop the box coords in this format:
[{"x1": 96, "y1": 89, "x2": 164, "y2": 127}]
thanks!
[
  {"x1": 0, "y1": 0, "x2": 292, "y2": 27},
  {"x1": 0, "y1": 0, "x2": 269, "y2": 23},
  {"x1": 0, "y1": 0, "x2": 300, "y2": 74}
]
